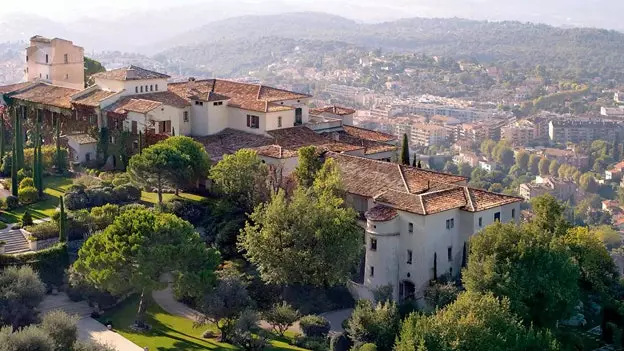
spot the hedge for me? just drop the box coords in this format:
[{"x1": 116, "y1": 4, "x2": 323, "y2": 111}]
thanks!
[
  {"x1": 0, "y1": 243, "x2": 69, "y2": 287},
  {"x1": 300, "y1": 315, "x2": 331, "y2": 338},
  {"x1": 64, "y1": 184, "x2": 141, "y2": 210},
  {"x1": 26, "y1": 221, "x2": 59, "y2": 241}
]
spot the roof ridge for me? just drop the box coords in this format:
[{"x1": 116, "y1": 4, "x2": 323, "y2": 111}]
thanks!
[{"x1": 398, "y1": 165, "x2": 410, "y2": 193}]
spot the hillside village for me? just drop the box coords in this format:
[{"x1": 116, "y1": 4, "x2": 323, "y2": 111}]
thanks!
[{"x1": 0, "y1": 34, "x2": 622, "y2": 351}]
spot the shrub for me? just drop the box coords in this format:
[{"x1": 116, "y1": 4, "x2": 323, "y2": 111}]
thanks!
[
  {"x1": 5, "y1": 195, "x2": 18, "y2": 210},
  {"x1": 72, "y1": 341, "x2": 117, "y2": 351},
  {"x1": 0, "y1": 244, "x2": 68, "y2": 288},
  {"x1": 113, "y1": 184, "x2": 141, "y2": 203},
  {"x1": 0, "y1": 325, "x2": 54, "y2": 351},
  {"x1": 73, "y1": 175, "x2": 101, "y2": 189},
  {"x1": 26, "y1": 221, "x2": 59, "y2": 241},
  {"x1": 264, "y1": 302, "x2": 300, "y2": 336},
  {"x1": 21, "y1": 210, "x2": 33, "y2": 226},
  {"x1": 300, "y1": 315, "x2": 331, "y2": 338},
  {"x1": 17, "y1": 168, "x2": 32, "y2": 183},
  {"x1": 111, "y1": 173, "x2": 131, "y2": 187},
  {"x1": 0, "y1": 266, "x2": 46, "y2": 328},
  {"x1": 358, "y1": 343, "x2": 377, "y2": 351},
  {"x1": 0, "y1": 223, "x2": 7, "y2": 230},
  {"x1": 295, "y1": 336, "x2": 329, "y2": 351},
  {"x1": 1, "y1": 154, "x2": 11, "y2": 176},
  {"x1": 40, "y1": 310, "x2": 79, "y2": 351},
  {"x1": 346, "y1": 300, "x2": 400, "y2": 351},
  {"x1": 424, "y1": 280, "x2": 460, "y2": 309},
  {"x1": 64, "y1": 191, "x2": 90, "y2": 211},
  {"x1": 19, "y1": 177, "x2": 34, "y2": 189},
  {"x1": 18, "y1": 186, "x2": 39, "y2": 204}
]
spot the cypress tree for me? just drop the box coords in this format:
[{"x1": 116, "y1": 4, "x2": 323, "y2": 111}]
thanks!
[
  {"x1": 138, "y1": 131, "x2": 143, "y2": 154},
  {"x1": 55, "y1": 118, "x2": 62, "y2": 173},
  {"x1": 417, "y1": 160, "x2": 422, "y2": 169},
  {"x1": 15, "y1": 106, "x2": 24, "y2": 170},
  {"x1": 462, "y1": 242, "x2": 467, "y2": 268},
  {"x1": 412, "y1": 153, "x2": 417, "y2": 167},
  {"x1": 0, "y1": 108, "x2": 5, "y2": 162},
  {"x1": 59, "y1": 196, "x2": 66, "y2": 242},
  {"x1": 433, "y1": 252, "x2": 437, "y2": 281},
  {"x1": 33, "y1": 116, "x2": 43, "y2": 198},
  {"x1": 37, "y1": 142, "x2": 43, "y2": 195},
  {"x1": 400, "y1": 133, "x2": 410, "y2": 165},
  {"x1": 10, "y1": 142, "x2": 17, "y2": 197}
]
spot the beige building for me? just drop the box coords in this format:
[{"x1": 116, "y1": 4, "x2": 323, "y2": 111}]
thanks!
[
  {"x1": 501, "y1": 120, "x2": 536, "y2": 147},
  {"x1": 518, "y1": 176, "x2": 577, "y2": 202},
  {"x1": 334, "y1": 153, "x2": 522, "y2": 303},
  {"x1": 410, "y1": 123, "x2": 447, "y2": 146},
  {"x1": 25, "y1": 36, "x2": 85, "y2": 90}
]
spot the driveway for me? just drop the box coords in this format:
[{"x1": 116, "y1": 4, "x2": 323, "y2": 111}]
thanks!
[{"x1": 41, "y1": 293, "x2": 143, "y2": 351}]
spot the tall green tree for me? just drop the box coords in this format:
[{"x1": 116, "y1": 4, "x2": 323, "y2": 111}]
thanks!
[
  {"x1": 138, "y1": 131, "x2": 143, "y2": 154},
  {"x1": 528, "y1": 154, "x2": 540, "y2": 174},
  {"x1": 161, "y1": 136, "x2": 211, "y2": 195},
  {"x1": 74, "y1": 208, "x2": 220, "y2": 325},
  {"x1": 10, "y1": 141, "x2": 17, "y2": 197},
  {"x1": 515, "y1": 150, "x2": 529, "y2": 171},
  {"x1": 347, "y1": 300, "x2": 400, "y2": 351},
  {"x1": 58, "y1": 196, "x2": 66, "y2": 243},
  {"x1": 395, "y1": 292, "x2": 559, "y2": 351},
  {"x1": 400, "y1": 134, "x2": 410, "y2": 165},
  {"x1": 548, "y1": 159, "x2": 560, "y2": 176},
  {"x1": 294, "y1": 146, "x2": 322, "y2": 188},
  {"x1": 15, "y1": 106, "x2": 24, "y2": 170},
  {"x1": 128, "y1": 143, "x2": 190, "y2": 204},
  {"x1": 54, "y1": 117, "x2": 63, "y2": 172},
  {"x1": 530, "y1": 194, "x2": 570, "y2": 236},
  {"x1": 462, "y1": 222, "x2": 579, "y2": 328},
  {"x1": 538, "y1": 157, "x2": 550, "y2": 175},
  {"x1": 480, "y1": 139, "x2": 496, "y2": 158},
  {"x1": 240, "y1": 161, "x2": 362, "y2": 287},
  {"x1": 209, "y1": 149, "x2": 269, "y2": 212},
  {"x1": 0, "y1": 109, "x2": 5, "y2": 163}
]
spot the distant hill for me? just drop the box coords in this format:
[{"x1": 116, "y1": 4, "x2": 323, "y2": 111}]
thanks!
[{"x1": 152, "y1": 13, "x2": 624, "y2": 82}]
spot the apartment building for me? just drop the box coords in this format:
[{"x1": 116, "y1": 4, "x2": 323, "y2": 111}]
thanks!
[
  {"x1": 548, "y1": 119, "x2": 624, "y2": 144},
  {"x1": 501, "y1": 120, "x2": 537, "y2": 147},
  {"x1": 410, "y1": 123, "x2": 448, "y2": 146},
  {"x1": 518, "y1": 176, "x2": 577, "y2": 202},
  {"x1": 431, "y1": 115, "x2": 462, "y2": 143},
  {"x1": 336, "y1": 153, "x2": 521, "y2": 302},
  {"x1": 395, "y1": 124, "x2": 412, "y2": 142}
]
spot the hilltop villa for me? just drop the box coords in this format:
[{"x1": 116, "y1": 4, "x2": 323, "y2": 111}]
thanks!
[{"x1": 0, "y1": 35, "x2": 522, "y2": 303}]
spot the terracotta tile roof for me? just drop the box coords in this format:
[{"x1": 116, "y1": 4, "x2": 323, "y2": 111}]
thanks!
[
  {"x1": 193, "y1": 128, "x2": 273, "y2": 161},
  {"x1": 365, "y1": 205, "x2": 398, "y2": 221},
  {"x1": 10, "y1": 83, "x2": 79, "y2": 109},
  {"x1": 168, "y1": 79, "x2": 309, "y2": 113},
  {"x1": 322, "y1": 131, "x2": 397, "y2": 155},
  {"x1": 311, "y1": 105, "x2": 356, "y2": 116},
  {"x1": 254, "y1": 145, "x2": 298, "y2": 159},
  {"x1": 139, "y1": 91, "x2": 190, "y2": 108},
  {"x1": 268, "y1": 127, "x2": 363, "y2": 153},
  {"x1": 103, "y1": 97, "x2": 162, "y2": 114},
  {"x1": 92, "y1": 65, "x2": 170, "y2": 81},
  {"x1": 71, "y1": 89, "x2": 118, "y2": 107},
  {"x1": 65, "y1": 133, "x2": 97, "y2": 145},
  {"x1": 330, "y1": 152, "x2": 520, "y2": 215},
  {"x1": 0, "y1": 81, "x2": 34, "y2": 94},
  {"x1": 342, "y1": 125, "x2": 397, "y2": 142},
  {"x1": 188, "y1": 90, "x2": 230, "y2": 102}
]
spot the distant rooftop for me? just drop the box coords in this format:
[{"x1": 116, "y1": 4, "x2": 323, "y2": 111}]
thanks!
[{"x1": 92, "y1": 65, "x2": 171, "y2": 81}]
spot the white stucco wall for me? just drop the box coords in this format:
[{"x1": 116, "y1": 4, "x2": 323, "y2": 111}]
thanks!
[
  {"x1": 258, "y1": 156, "x2": 299, "y2": 175},
  {"x1": 67, "y1": 140, "x2": 96, "y2": 163},
  {"x1": 265, "y1": 110, "x2": 296, "y2": 131},
  {"x1": 277, "y1": 98, "x2": 310, "y2": 124},
  {"x1": 364, "y1": 217, "x2": 401, "y2": 300},
  {"x1": 94, "y1": 78, "x2": 167, "y2": 95},
  {"x1": 227, "y1": 107, "x2": 267, "y2": 135}
]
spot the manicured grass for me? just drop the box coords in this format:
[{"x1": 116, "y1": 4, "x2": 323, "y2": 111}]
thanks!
[
  {"x1": 140, "y1": 191, "x2": 209, "y2": 205},
  {"x1": 100, "y1": 296, "x2": 306, "y2": 351},
  {"x1": 0, "y1": 176, "x2": 73, "y2": 223}
]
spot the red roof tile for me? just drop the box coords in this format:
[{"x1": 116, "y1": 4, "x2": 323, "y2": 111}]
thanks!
[
  {"x1": 92, "y1": 65, "x2": 170, "y2": 81},
  {"x1": 139, "y1": 91, "x2": 190, "y2": 108},
  {"x1": 72, "y1": 89, "x2": 118, "y2": 107},
  {"x1": 342, "y1": 125, "x2": 397, "y2": 142},
  {"x1": 311, "y1": 105, "x2": 356, "y2": 116},
  {"x1": 10, "y1": 83, "x2": 79, "y2": 109},
  {"x1": 365, "y1": 205, "x2": 398, "y2": 221},
  {"x1": 103, "y1": 97, "x2": 162, "y2": 114}
]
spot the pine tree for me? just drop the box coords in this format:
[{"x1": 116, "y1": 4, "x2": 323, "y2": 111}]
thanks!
[
  {"x1": 58, "y1": 196, "x2": 66, "y2": 242},
  {"x1": 400, "y1": 133, "x2": 410, "y2": 165}
]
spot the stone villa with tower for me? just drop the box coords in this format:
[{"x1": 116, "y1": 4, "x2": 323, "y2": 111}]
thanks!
[{"x1": 0, "y1": 35, "x2": 522, "y2": 304}]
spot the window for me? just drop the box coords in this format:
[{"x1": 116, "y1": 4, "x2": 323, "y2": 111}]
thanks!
[
  {"x1": 183, "y1": 111, "x2": 189, "y2": 122},
  {"x1": 494, "y1": 212, "x2": 501, "y2": 222},
  {"x1": 295, "y1": 108, "x2": 303, "y2": 125},
  {"x1": 45, "y1": 54, "x2": 48, "y2": 63},
  {"x1": 135, "y1": 87, "x2": 138, "y2": 93},
  {"x1": 446, "y1": 218, "x2": 454, "y2": 230},
  {"x1": 247, "y1": 114, "x2": 260, "y2": 129},
  {"x1": 213, "y1": 101, "x2": 223, "y2": 106},
  {"x1": 64, "y1": 54, "x2": 68, "y2": 63},
  {"x1": 447, "y1": 247, "x2": 452, "y2": 262},
  {"x1": 140, "y1": 86, "x2": 143, "y2": 93},
  {"x1": 155, "y1": 84, "x2": 159, "y2": 91},
  {"x1": 478, "y1": 217, "x2": 483, "y2": 227},
  {"x1": 65, "y1": 73, "x2": 69, "y2": 80},
  {"x1": 158, "y1": 121, "x2": 171, "y2": 134},
  {"x1": 278, "y1": 116, "x2": 282, "y2": 128},
  {"x1": 195, "y1": 101, "x2": 204, "y2": 106},
  {"x1": 150, "y1": 85, "x2": 153, "y2": 92},
  {"x1": 369, "y1": 266, "x2": 374, "y2": 277},
  {"x1": 408, "y1": 222, "x2": 413, "y2": 233},
  {"x1": 39, "y1": 73, "x2": 42, "y2": 78},
  {"x1": 407, "y1": 250, "x2": 413, "y2": 264},
  {"x1": 26, "y1": 55, "x2": 28, "y2": 62},
  {"x1": 145, "y1": 85, "x2": 148, "y2": 92},
  {"x1": 46, "y1": 74, "x2": 48, "y2": 80},
  {"x1": 131, "y1": 121, "x2": 138, "y2": 135},
  {"x1": 512, "y1": 208, "x2": 516, "y2": 219},
  {"x1": 370, "y1": 238, "x2": 377, "y2": 251}
]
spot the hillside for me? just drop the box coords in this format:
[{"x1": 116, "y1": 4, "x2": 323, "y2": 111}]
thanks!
[{"x1": 153, "y1": 13, "x2": 624, "y2": 82}]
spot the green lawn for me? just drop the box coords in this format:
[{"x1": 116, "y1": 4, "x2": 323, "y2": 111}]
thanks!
[
  {"x1": 140, "y1": 191, "x2": 209, "y2": 205},
  {"x1": 0, "y1": 176, "x2": 73, "y2": 223},
  {"x1": 100, "y1": 296, "x2": 306, "y2": 351}
]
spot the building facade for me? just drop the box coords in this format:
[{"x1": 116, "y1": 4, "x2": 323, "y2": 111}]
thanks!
[{"x1": 25, "y1": 36, "x2": 85, "y2": 90}]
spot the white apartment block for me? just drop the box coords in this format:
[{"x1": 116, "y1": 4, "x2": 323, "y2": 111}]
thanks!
[{"x1": 410, "y1": 123, "x2": 448, "y2": 146}]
